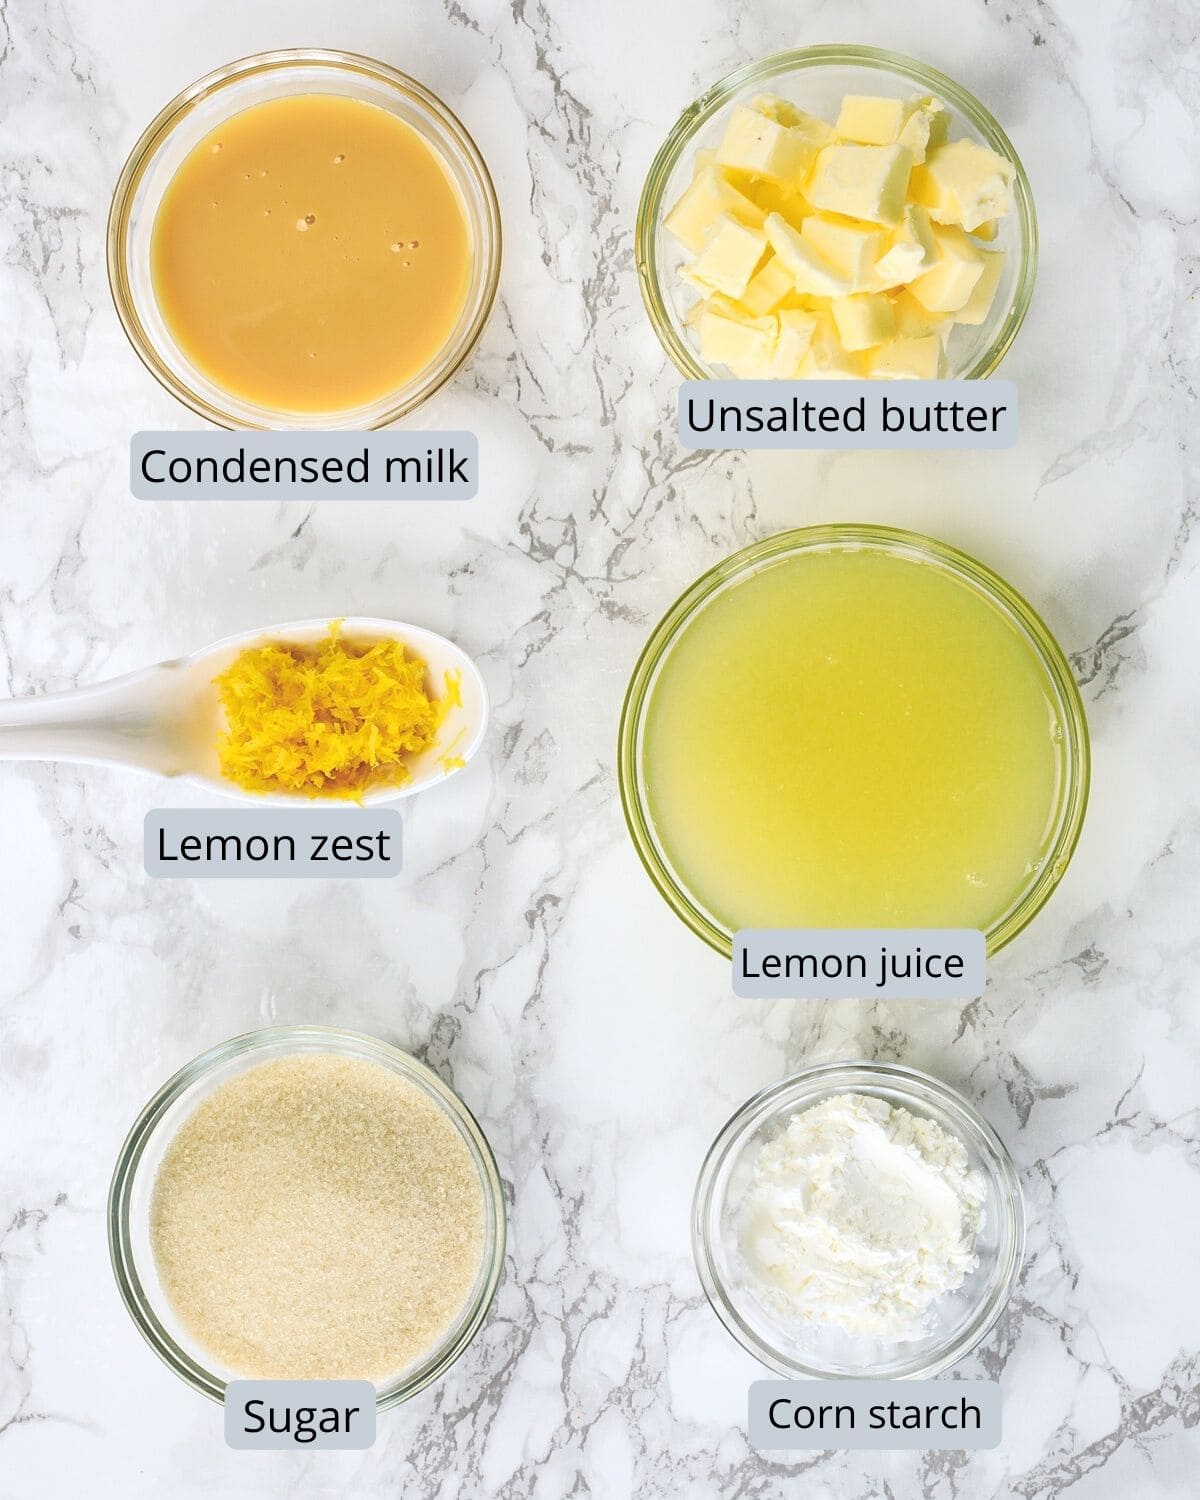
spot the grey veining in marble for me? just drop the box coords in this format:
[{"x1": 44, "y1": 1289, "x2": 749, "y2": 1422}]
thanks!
[{"x1": 1, "y1": 0, "x2": 1198, "y2": 1496}]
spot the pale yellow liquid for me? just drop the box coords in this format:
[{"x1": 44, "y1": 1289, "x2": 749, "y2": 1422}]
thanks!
[{"x1": 643, "y1": 547, "x2": 1065, "y2": 934}]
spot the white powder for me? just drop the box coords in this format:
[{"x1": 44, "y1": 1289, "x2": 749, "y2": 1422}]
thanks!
[{"x1": 737, "y1": 1092, "x2": 986, "y2": 1341}]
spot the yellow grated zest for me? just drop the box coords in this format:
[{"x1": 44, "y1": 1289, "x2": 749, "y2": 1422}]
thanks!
[
  {"x1": 215, "y1": 627, "x2": 449, "y2": 798},
  {"x1": 438, "y1": 726, "x2": 468, "y2": 773}
]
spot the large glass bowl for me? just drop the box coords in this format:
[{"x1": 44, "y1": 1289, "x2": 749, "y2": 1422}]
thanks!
[
  {"x1": 637, "y1": 45, "x2": 1037, "y2": 380},
  {"x1": 108, "y1": 50, "x2": 502, "y2": 429},
  {"x1": 108, "y1": 1026, "x2": 506, "y2": 1409},
  {"x1": 618, "y1": 525, "x2": 1089, "y2": 958},
  {"x1": 693, "y1": 1060, "x2": 1025, "y2": 1378}
]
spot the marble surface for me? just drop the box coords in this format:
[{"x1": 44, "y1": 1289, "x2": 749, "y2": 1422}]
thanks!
[{"x1": 0, "y1": 0, "x2": 1197, "y2": 1495}]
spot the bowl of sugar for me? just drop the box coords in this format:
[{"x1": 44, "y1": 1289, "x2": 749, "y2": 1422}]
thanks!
[{"x1": 109, "y1": 1026, "x2": 506, "y2": 1407}]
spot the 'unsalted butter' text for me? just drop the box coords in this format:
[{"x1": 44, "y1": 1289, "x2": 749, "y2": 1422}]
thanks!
[{"x1": 679, "y1": 379, "x2": 1016, "y2": 449}]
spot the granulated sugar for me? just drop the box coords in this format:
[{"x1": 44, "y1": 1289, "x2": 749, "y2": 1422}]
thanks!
[{"x1": 150, "y1": 1052, "x2": 486, "y2": 1382}]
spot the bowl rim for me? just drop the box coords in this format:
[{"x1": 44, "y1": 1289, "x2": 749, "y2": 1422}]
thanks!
[
  {"x1": 691, "y1": 1058, "x2": 1026, "y2": 1379},
  {"x1": 636, "y1": 43, "x2": 1039, "y2": 381},
  {"x1": 107, "y1": 48, "x2": 502, "y2": 430},
  {"x1": 107, "y1": 1024, "x2": 507, "y2": 1409},
  {"x1": 617, "y1": 523, "x2": 1091, "y2": 958}
]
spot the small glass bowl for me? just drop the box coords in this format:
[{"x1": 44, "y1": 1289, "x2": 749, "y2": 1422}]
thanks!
[
  {"x1": 108, "y1": 50, "x2": 502, "y2": 429},
  {"x1": 637, "y1": 45, "x2": 1037, "y2": 380},
  {"x1": 108, "y1": 1026, "x2": 506, "y2": 1409},
  {"x1": 693, "y1": 1060, "x2": 1024, "y2": 1379},
  {"x1": 617, "y1": 525, "x2": 1089, "y2": 959}
]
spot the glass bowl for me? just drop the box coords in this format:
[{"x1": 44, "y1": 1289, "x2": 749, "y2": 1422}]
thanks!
[
  {"x1": 693, "y1": 1060, "x2": 1025, "y2": 1379},
  {"x1": 108, "y1": 50, "x2": 502, "y2": 429},
  {"x1": 637, "y1": 45, "x2": 1037, "y2": 380},
  {"x1": 108, "y1": 1025, "x2": 506, "y2": 1409},
  {"x1": 618, "y1": 524, "x2": 1089, "y2": 959}
]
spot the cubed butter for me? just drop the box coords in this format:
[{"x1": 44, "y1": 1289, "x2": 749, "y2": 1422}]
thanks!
[
  {"x1": 872, "y1": 203, "x2": 937, "y2": 288},
  {"x1": 807, "y1": 143, "x2": 914, "y2": 225},
  {"x1": 797, "y1": 312, "x2": 869, "y2": 378},
  {"x1": 896, "y1": 94, "x2": 949, "y2": 164},
  {"x1": 953, "y1": 248, "x2": 1005, "y2": 325},
  {"x1": 831, "y1": 292, "x2": 896, "y2": 351},
  {"x1": 672, "y1": 85, "x2": 1016, "y2": 380},
  {"x1": 835, "y1": 94, "x2": 907, "y2": 145},
  {"x1": 739, "y1": 254, "x2": 796, "y2": 316},
  {"x1": 868, "y1": 335, "x2": 945, "y2": 379},
  {"x1": 750, "y1": 93, "x2": 832, "y2": 137},
  {"x1": 716, "y1": 105, "x2": 826, "y2": 183},
  {"x1": 800, "y1": 212, "x2": 887, "y2": 291},
  {"x1": 907, "y1": 225, "x2": 984, "y2": 312},
  {"x1": 688, "y1": 214, "x2": 769, "y2": 297},
  {"x1": 890, "y1": 287, "x2": 955, "y2": 342},
  {"x1": 664, "y1": 167, "x2": 765, "y2": 252},
  {"x1": 764, "y1": 213, "x2": 853, "y2": 296},
  {"x1": 734, "y1": 173, "x2": 811, "y2": 228},
  {"x1": 697, "y1": 300, "x2": 777, "y2": 370},
  {"x1": 780, "y1": 291, "x2": 832, "y2": 313},
  {"x1": 747, "y1": 95, "x2": 833, "y2": 173},
  {"x1": 770, "y1": 307, "x2": 819, "y2": 376},
  {"x1": 909, "y1": 139, "x2": 1015, "y2": 232}
]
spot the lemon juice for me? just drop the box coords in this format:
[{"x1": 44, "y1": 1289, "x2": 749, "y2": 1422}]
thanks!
[{"x1": 638, "y1": 536, "x2": 1076, "y2": 941}]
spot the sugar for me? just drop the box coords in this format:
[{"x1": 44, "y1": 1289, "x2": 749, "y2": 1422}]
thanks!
[{"x1": 150, "y1": 1052, "x2": 487, "y2": 1382}]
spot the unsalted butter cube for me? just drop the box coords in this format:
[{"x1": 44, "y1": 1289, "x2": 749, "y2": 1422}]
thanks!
[
  {"x1": 831, "y1": 292, "x2": 896, "y2": 351},
  {"x1": 688, "y1": 214, "x2": 768, "y2": 297},
  {"x1": 807, "y1": 143, "x2": 914, "y2": 225},
  {"x1": 664, "y1": 167, "x2": 765, "y2": 251},
  {"x1": 953, "y1": 248, "x2": 1005, "y2": 325},
  {"x1": 909, "y1": 139, "x2": 1015, "y2": 232},
  {"x1": 835, "y1": 94, "x2": 907, "y2": 145},
  {"x1": 750, "y1": 93, "x2": 832, "y2": 137},
  {"x1": 697, "y1": 300, "x2": 777, "y2": 371},
  {"x1": 896, "y1": 94, "x2": 949, "y2": 164},
  {"x1": 872, "y1": 204, "x2": 937, "y2": 288},
  {"x1": 800, "y1": 213, "x2": 887, "y2": 292},
  {"x1": 735, "y1": 174, "x2": 811, "y2": 229},
  {"x1": 868, "y1": 335, "x2": 945, "y2": 379},
  {"x1": 780, "y1": 290, "x2": 832, "y2": 312},
  {"x1": 907, "y1": 225, "x2": 984, "y2": 312},
  {"x1": 739, "y1": 254, "x2": 795, "y2": 316},
  {"x1": 765, "y1": 213, "x2": 852, "y2": 296},
  {"x1": 797, "y1": 312, "x2": 869, "y2": 378},
  {"x1": 716, "y1": 105, "x2": 824, "y2": 183},
  {"x1": 748, "y1": 95, "x2": 833, "y2": 170},
  {"x1": 890, "y1": 287, "x2": 955, "y2": 342},
  {"x1": 770, "y1": 307, "x2": 819, "y2": 376}
]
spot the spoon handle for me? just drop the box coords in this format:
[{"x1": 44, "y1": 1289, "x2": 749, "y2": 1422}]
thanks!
[{"x1": 0, "y1": 665, "x2": 182, "y2": 771}]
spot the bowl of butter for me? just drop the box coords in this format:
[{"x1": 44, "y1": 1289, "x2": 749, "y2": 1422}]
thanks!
[{"x1": 637, "y1": 46, "x2": 1036, "y2": 380}]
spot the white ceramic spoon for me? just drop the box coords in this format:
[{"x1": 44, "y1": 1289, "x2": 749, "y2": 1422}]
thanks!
[{"x1": 0, "y1": 617, "x2": 488, "y2": 806}]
